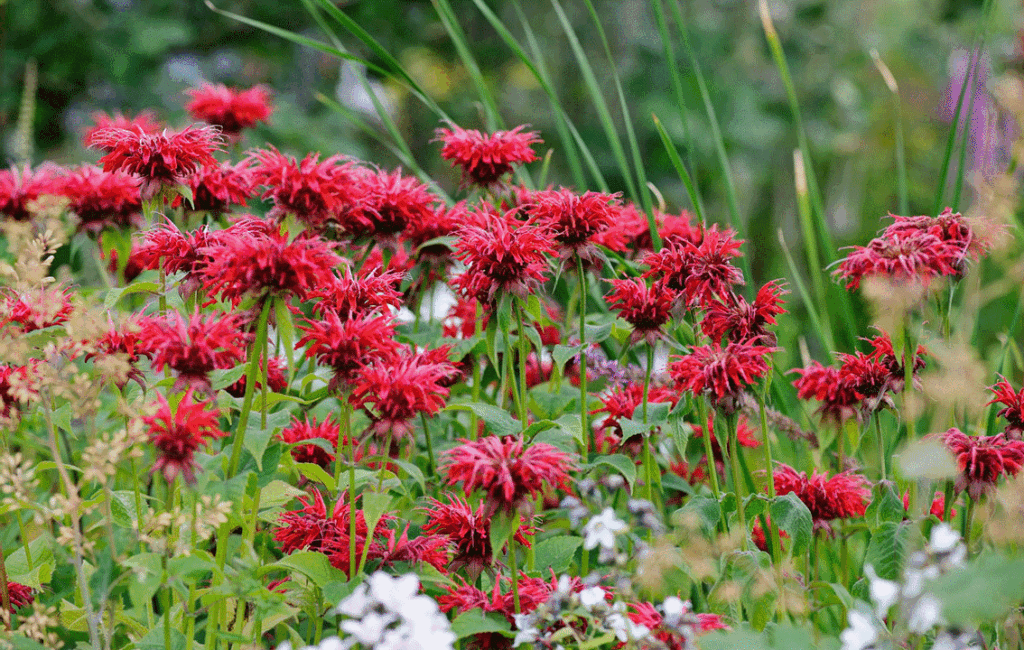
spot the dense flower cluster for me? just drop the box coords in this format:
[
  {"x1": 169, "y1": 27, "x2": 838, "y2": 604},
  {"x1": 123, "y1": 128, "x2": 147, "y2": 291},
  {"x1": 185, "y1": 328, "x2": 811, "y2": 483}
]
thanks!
[
  {"x1": 941, "y1": 428, "x2": 1024, "y2": 499},
  {"x1": 435, "y1": 124, "x2": 541, "y2": 188},
  {"x1": 670, "y1": 341, "x2": 775, "y2": 412}
]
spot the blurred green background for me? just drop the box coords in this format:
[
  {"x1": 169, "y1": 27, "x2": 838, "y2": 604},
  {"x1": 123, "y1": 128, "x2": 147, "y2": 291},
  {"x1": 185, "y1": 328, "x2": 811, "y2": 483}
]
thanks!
[{"x1": 2, "y1": 0, "x2": 1020, "y2": 323}]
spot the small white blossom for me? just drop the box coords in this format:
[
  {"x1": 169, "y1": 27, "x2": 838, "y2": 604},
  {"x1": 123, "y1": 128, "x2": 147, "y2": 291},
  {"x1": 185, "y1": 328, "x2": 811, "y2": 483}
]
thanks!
[
  {"x1": 864, "y1": 565, "x2": 899, "y2": 618},
  {"x1": 661, "y1": 596, "x2": 687, "y2": 627},
  {"x1": 907, "y1": 594, "x2": 944, "y2": 633},
  {"x1": 929, "y1": 524, "x2": 960, "y2": 554},
  {"x1": 583, "y1": 508, "x2": 627, "y2": 551},
  {"x1": 579, "y1": 586, "x2": 606, "y2": 611},
  {"x1": 606, "y1": 602, "x2": 650, "y2": 643},
  {"x1": 839, "y1": 609, "x2": 879, "y2": 650}
]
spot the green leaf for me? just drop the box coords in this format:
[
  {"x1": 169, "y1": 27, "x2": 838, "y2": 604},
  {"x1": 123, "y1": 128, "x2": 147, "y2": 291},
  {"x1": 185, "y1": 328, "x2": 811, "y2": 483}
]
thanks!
[
  {"x1": 587, "y1": 454, "x2": 636, "y2": 492},
  {"x1": 551, "y1": 344, "x2": 583, "y2": 374},
  {"x1": 135, "y1": 626, "x2": 187, "y2": 650},
  {"x1": 446, "y1": 402, "x2": 519, "y2": 437},
  {"x1": 274, "y1": 297, "x2": 296, "y2": 377},
  {"x1": 931, "y1": 552, "x2": 1024, "y2": 625},
  {"x1": 769, "y1": 493, "x2": 813, "y2": 557},
  {"x1": 533, "y1": 536, "x2": 583, "y2": 574},
  {"x1": 450, "y1": 610, "x2": 512, "y2": 640},
  {"x1": 863, "y1": 521, "x2": 911, "y2": 581},
  {"x1": 259, "y1": 480, "x2": 306, "y2": 512},
  {"x1": 296, "y1": 462, "x2": 335, "y2": 487},
  {"x1": 864, "y1": 484, "x2": 906, "y2": 527},
  {"x1": 243, "y1": 408, "x2": 293, "y2": 471},
  {"x1": 673, "y1": 495, "x2": 720, "y2": 535},
  {"x1": 489, "y1": 510, "x2": 521, "y2": 561},
  {"x1": 110, "y1": 490, "x2": 141, "y2": 529},
  {"x1": 583, "y1": 320, "x2": 613, "y2": 344},
  {"x1": 554, "y1": 413, "x2": 585, "y2": 448},
  {"x1": 275, "y1": 551, "x2": 342, "y2": 588},
  {"x1": 104, "y1": 281, "x2": 160, "y2": 311},
  {"x1": 522, "y1": 419, "x2": 557, "y2": 439},
  {"x1": 211, "y1": 365, "x2": 247, "y2": 391}
]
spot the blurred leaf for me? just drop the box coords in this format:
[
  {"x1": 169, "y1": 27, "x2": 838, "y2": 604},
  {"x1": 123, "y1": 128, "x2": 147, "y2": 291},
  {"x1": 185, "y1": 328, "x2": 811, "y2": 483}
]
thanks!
[
  {"x1": 932, "y1": 552, "x2": 1024, "y2": 626},
  {"x1": 674, "y1": 495, "x2": 720, "y2": 535},
  {"x1": 769, "y1": 493, "x2": 813, "y2": 557},
  {"x1": 446, "y1": 402, "x2": 520, "y2": 437},
  {"x1": 587, "y1": 454, "x2": 636, "y2": 492},
  {"x1": 863, "y1": 521, "x2": 911, "y2": 581},
  {"x1": 533, "y1": 536, "x2": 583, "y2": 574},
  {"x1": 451, "y1": 610, "x2": 512, "y2": 640}
]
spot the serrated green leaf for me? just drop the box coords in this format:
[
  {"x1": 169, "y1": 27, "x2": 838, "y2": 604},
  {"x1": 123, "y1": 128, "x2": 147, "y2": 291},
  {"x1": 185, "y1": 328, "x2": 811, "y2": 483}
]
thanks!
[
  {"x1": 673, "y1": 495, "x2": 720, "y2": 535},
  {"x1": 451, "y1": 610, "x2": 512, "y2": 640},
  {"x1": 446, "y1": 402, "x2": 519, "y2": 437},
  {"x1": 552, "y1": 344, "x2": 583, "y2": 374},
  {"x1": 863, "y1": 521, "x2": 910, "y2": 581},
  {"x1": 769, "y1": 493, "x2": 813, "y2": 557},
  {"x1": 489, "y1": 509, "x2": 520, "y2": 561},
  {"x1": 533, "y1": 536, "x2": 583, "y2": 573},
  {"x1": 104, "y1": 281, "x2": 161, "y2": 310},
  {"x1": 243, "y1": 408, "x2": 293, "y2": 470},
  {"x1": 587, "y1": 454, "x2": 636, "y2": 492},
  {"x1": 864, "y1": 484, "x2": 906, "y2": 527},
  {"x1": 275, "y1": 551, "x2": 342, "y2": 588}
]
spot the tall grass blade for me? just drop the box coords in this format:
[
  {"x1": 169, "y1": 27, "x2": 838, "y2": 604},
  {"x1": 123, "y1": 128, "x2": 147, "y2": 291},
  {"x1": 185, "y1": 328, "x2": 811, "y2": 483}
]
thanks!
[
  {"x1": 650, "y1": 0, "x2": 698, "y2": 178},
  {"x1": 871, "y1": 51, "x2": 908, "y2": 216},
  {"x1": 778, "y1": 229, "x2": 836, "y2": 354},
  {"x1": 652, "y1": 114, "x2": 704, "y2": 224}
]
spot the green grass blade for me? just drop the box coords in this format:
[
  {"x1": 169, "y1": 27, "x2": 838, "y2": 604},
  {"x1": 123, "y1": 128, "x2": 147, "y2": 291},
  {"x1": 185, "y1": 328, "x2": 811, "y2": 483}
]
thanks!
[
  {"x1": 650, "y1": 0, "x2": 697, "y2": 177},
  {"x1": 431, "y1": 0, "x2": 503, "y2": 131},
  {"x1": 652, "y1": 113, "x2": 704, "y2": 224},
  {"x1": 576, "y1": 0, "x2": 659, "y2": 249},
  {"x1": 793, "y1": 150, "x2": 830, "y2": 331},
  {"x1": 871, "y1": 51, "x2": 908, "y2": 216},
  {"x1": 547, "y1": 0, "x2": 639, "y2": 204},
  {"x1": 778, "y1": 229, "x2": 836, "y2": 355}
]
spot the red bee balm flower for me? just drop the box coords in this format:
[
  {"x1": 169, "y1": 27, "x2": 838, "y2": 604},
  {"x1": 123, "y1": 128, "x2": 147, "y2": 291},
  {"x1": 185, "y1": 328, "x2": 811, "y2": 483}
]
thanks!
[
  {"x1": 185, "y1": 83, "x2": 273, "y2": 136},
  {"x1": 82, "y1": 111, "x2": 162, "y2": 145},
  {"x1": 527, "y1": 188, "x2": 620, "y2": 259},
  {"x1": 452, "y1": 207, "x2": 555, "y2": 305},
  {"x1": 941, "y1": 428, "x2": 1024, "y2": 499},
  {"x1": 143, "y1": 389, "x2": 226, "y2": 484},
  {"x1": 642, "y1": 225, "x2": 744, "y2": 306},
  {"x1": 296, "y1": 310, "x2": 401, "y2": 392},
  {"x1": 346, "y1": 167, "x2": 438, "y2": 239},
  {"x1": 834, "y1": 231, "x2": 964, "y2": 290},
  {"x1": 178, "y1": 160, "x2": 254, "y2": 214},
  {"x1": 139, "y1": 311, "x2": 250, "y2": 392},
  {"x1": 0, "y1": 165, "x2": 64, "y2": 221},
  {"x1": 435, "y1": 124, "x2": 541, "y2": 188},
  {"x1": 988, "y1": 376, "x2": 1024, "y2": 439},
  {"x1": 87, "y1": 125, "x2": 224, "y2": 200},
  {"x1": 605, "y1": 277, "x2": 678, "y2": 345},
  {"x1": 5, "y1": 581, "x2": 34, "y2": 613},
  {"x1": 422, "y1": 496, "x2": 532, "y2": 579},
  {"x1": 622, "y1": 601, "x2": 727, "y2": 650},
  {"x1": 60, "y1": 165, "x2": 141, "y2": 231},
  {"x1": 309, "y1": 265, "x2": 403, "y2": 321},
  {"x1": 670, "y1": 341, "x2": 774, "y2": 412},
  {"x1": 773, "y1": 464, "x2": 871, "y2": 532},
  {"x1": 277, "y1": 414, "x2": 341, "y2": 468},
  {"x1": 248, "y1": 147, "x2": 360, "y2": 229},
  {"x1": 883, "y1": 207, "x2": 990, "y2": 266},
  {"x1": 701, "y1": 280, "x2": 788, "y2": 346},
  {"x1": 441, "y1": 436, "x2": 575, "y2": 517}
]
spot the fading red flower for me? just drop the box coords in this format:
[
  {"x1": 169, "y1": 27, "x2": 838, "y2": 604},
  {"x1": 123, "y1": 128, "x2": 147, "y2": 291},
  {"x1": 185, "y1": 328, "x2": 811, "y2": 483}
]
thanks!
[
  {"x1": 177, "y1": 160, "x2": 254, "y2": 214},
  {"x1": 248, "y1": 147, "x2": 360, "y2": 229},
  {"x1": 605, "y1": 277, "x2": 678, "y2": 345},
  {"x1": 691, "y1": 416, "x2": 760, "y2": 463},
  {"x1": 225, "y1": 356, "x2": 288, "y2": 398},
  {"x1": 452, "y1": 207, "x2": 555, "y2": 305},
  {"x1": 349, "y1": 347, "x2": 458, "y2": 442},
  {"x1": 201, "y1": 227, "x2": 343, "y2": 304},
  {"x1": 1, "y1": 285, "x2": 73, "y2": 333},
  {"x1": 443, "y1": 297, "x2": 488, "y2": 339},
  {"x1": 834, "y1": 231, "x2": 963, "y2": 290},
  {"x1": 669, "y1": 341, "x2": 774, "y2": 412},
  {"x1": 642, "y1": 225, "x2": 744, "y2": 306},
  {"x1": 941, "y1": 428, "x2": 1024, "y2": 500},
  {"x1": 701, "y1": 280, "x2": 788, "y2": 345},
  {"x1": 140, "y1": 311, "x2": 249, "y2": 392},
  {"x1": 592, "y1": 382, "x2": 679, "y2": 454},
  {"x1": 87, "y1": 125, "x2": 224, "y2": 200},
  {"x1": 277, "y1": 415, "x2": 341, "y2": 467},
  {"x1": 185, "y1": 83, "x2": 273, "y2": 136},
  {"x1": 60, "y1": 165, "x2": 141, "y2": 231},
  {"x1": 0, "y1": 363, "x2": 39, "y2": 422},
  {"x1": 773, "y1": 464, "x2": 871, "y2": 532},
  {"x1": 0, "y1": 164, "x2": 63, "y2": 221},
  {"x1": 988, "y1": 376, "x2": 1024, "y2": 439},
  {"x1": 422, "y1": 496, "x2": 532, "y2": 578},
  {"x1": 144, "y1": 388, "x2": 226, "y2": 484},
  {"x1": 526, "y1": 188, "x2": 620, "y2": 259},
  {"x1": 883, "y1": 207, "x2": 989, "y2": 266},
  {"x1": 296, "y1": 310, "x2": 401, "y2": 392},
  {"x1": 902, "y1": 490, "x2": 954, "y2": 521},
  {"x1": 82, "y1": 111, "x2": 162, "y2": 145},
  {"x1": 435, "y1": 124, "x2": 541, "y2": 188},
  {"x1": 347, "y1": 167, "x2": 438, "y2": 239},
  {"x1": 5, "y1": 581, "x2": 34, "y2": 613},
  {"x1": 441, "y1": 436, "x2": 575, "y2": 517},
  {"x1": 308, "y1": 265, "x2": 403, "y2": 320},
  {"x1": 88, "y1": 315, "x2": 147, "y2": 388}
]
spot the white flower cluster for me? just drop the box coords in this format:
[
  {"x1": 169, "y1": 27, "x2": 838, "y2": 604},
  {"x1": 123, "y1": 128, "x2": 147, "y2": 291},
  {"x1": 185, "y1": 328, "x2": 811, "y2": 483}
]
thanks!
[
  {"x1": 277, "y1": 572, "x2": 454, "y2": 650},
  {"x1": 840, "y1": 524, "x2": 981, "y2": 650}
]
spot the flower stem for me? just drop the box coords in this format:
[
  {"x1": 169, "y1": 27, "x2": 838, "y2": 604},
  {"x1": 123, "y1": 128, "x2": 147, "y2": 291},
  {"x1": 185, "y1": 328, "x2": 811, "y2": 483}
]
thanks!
[
  {"x1": 756, "y1": 386, "x2": 782, "y2": 562},
  {"x1": 874, "y1": 413, "x2": 887, "y2": 481},
  {"x1": 510, "y1": 543, "x2": 521, "y2": 614},
  {"x1": 228, "y1": 298, "x2": 272, "y2": 478},
  {"x1": 576, "y1": 254, "x2": 590, "y2": 464},
  {"x1": 727, "y1": 413, "x2": 749, "y2": 551},
  {"x1": 642, "y1": 345, "x2": 655, "y2": 503},
  {"x1": 515, "y1": 300, "x2": 530, "y2": 429},
  {"x1": 696, "y1": 399, "x2": 722, "y2": 500},
  {"x1": 421, "y1": 412, "x2": 435, "y2": 476}
]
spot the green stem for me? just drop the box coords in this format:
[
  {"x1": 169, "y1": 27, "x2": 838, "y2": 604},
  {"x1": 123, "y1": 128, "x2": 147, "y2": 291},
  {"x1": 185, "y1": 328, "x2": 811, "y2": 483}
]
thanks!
[
  {"x1": 420, "y1": 412, "x2": 435, "y2": 476},
  {"x1": 942, "y1": 480, "x2": 954, "y2": 523},
  {"x1": 576, "y1": 254, "x2": 590, "y2": 464},
  {"x1": 962, "y1": 495, "x2": 976, "y2": 553},
  {"x1": 0, "y1": 537, "x2": 10, "y2": 630},
  {"x1": 757, "y1": 388, "x2": 782, "y2": 562},
  {"x1": 642, "y1": 345, "x2": 656, "y2": 503},
  {"x1": 727, "y1": 413, "x2": 748, "y2": 551},
  {"x1": 510, "y1": 543, "x2": 521, "y2": 614},
  {"x1": 470, "y1": 302, "x2": 483, "y2": 440},
  {"x1": 514, "y1": 300, "x2": 530, "y2": 427},
  {"x1": 228, "y1": 298, "x2": 272, "y2": 478},
  {"x1": 348, "y1": 423, "x2": 357, "y2": 579},
  {"x1": 696, "y1": 399, "x2": 722, "y2": 500},
  {"x1": 874, "y1": 413, "x2": 887, "y2": 482}
]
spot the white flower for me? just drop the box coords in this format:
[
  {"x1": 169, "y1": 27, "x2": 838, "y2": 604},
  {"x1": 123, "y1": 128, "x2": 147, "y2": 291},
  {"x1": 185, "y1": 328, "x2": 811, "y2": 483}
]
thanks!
[
  {"x1": 583, "y1": 508, "x2": 627, "y2": 551},
  {"x1": 370, "y1": 572, "x2": 420, "y2": 613},
  {"x1": 336, "y1": 584, "x2": 372, "y2": 618},
  {"x1": 342, "y1": 611, "x2": 395, "y2": 645},
  {"x1": 606, "y1": 602, "x2": 650, "y2": 643},
  {"x1": 907, "y1": 594, "x2": 944, "y2": 633},
  {"x1": 864, "y1": 565, "x2": 899, "y2": 618},
  {"x1": 661, "y1": 596, "x2": 687, "y2": 627},
  {"x1": 929, "y1": 523, "x2": 960, "y2": 553},
  {"x1": 579, "y1": 586, "x2": 606, "y2": 610},
  {"x1": 839, "y1": 609, "x2": 879, "y2": 650}
]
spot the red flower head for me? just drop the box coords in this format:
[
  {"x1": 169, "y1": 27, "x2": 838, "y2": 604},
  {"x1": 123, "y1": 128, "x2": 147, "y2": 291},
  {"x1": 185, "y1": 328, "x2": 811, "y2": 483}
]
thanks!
[
  {"x1": 773, "y1": 464, "x2": 871, "y2": 532},
  {"x1": 60, "y1": 165, "x2": 141, "y2": 231},
  {"x1": 592, "y1": 202, "x2": 647, "y2": 253},
  {"x1": 441, "y1": 436, "x2": 576, "y2": 517},
  {"x1": 201, "y1": 227, "x2": 343, "y2": 305},
  {"x1": 621, "y1": 601, "x2": 728, "y2": 650},
  {"x1": 5, "y1": 581, "x2": 34, "y2": 613},
  {"x1": 296, "y1": 310, "x2": 401, "y2": 392},
  {"x1": 751, "y1": 516, "x2": 788, "y2": 553},
  {"x1": 87, "y1": 125, "x2": 224, "y2": 200},
  {"x1": 669, "y1": 340, "x2": 774, "y2": 412},
  {"x1": 349, "y1": 347, "x2": 458, "y2": 443},
  {"x1": 1, "y1": 285, "x2": 74, "y2": 333},
  {"x1": 277, "y1": 414, "x2": 341, "y2": 468},
  {"x1": 0, "y1": 362, "x2": 39, "y2": 422},
  {"x1": 346, "y1": 167, "x2": 438, "y2": 240},
  {"x1": 177, "y1": 160, "x2": 254, "y2": 214},
  {"x1": 526, "y1": 188, "x2": 620, "y2": 260},
  {"x1": 365, "y1": 524, "x2": 450, "y2": 574},
  {"x1": 941, "y1": 428, "x2": 1024, "y2": 500},
  {"x1": 701, "y1": 280, "x2": 788, "y2": 346},
  {"x1": 792, "y1": 362, "x2": 863, "y2": 424},
  {"x1": 185, "y1": 83, "x2": 273, "y2": 136},
  {"x1": 225, "y1": 356, "x2": 288, "y2": 398},
  {"x1": 248, "y1": 147, "x2": 360, "y2": 229},
  {"x1": 143, "y1": 388, "x2": 226, "y2": 484},
  {"x1": 451, "y1": 206, "x2": 555, "y2": 305},
  {"x1": 834, "y1": 230, "x2": 963, "y2": 290},
  {"x1": 902, "y1": 490, "x2": 954, "y2": 521},
  {"x1": 422, "y1": 496, "x2": 533, "y2": 579},
  {"x1": 139, "y1": 310, "x2": 250, "y2": 392},
  {"x1": 407, "y1": 200, "x2": 469, "y2": 262},
  {"x1": 0, "y1": 164, "x2": 63, "y2": 221},
  {"x1": 691, "y1": 416, "x2": 760, "y2": 463},
  {"x1": 435, "y1": 124, "x2": 541, "y2": 189},
  {"x1": 593, "y1": 381, "x2": 679, "y2": 453},
  {"x1": 861, "y1": 330, "x2": 927, "y2": 392},
  {"x1": 443, "y1": 297, "x2": 488, "y2": 339},
  {"x1": 606, "y1": 277, "x2": 678, "y2": 346},
  {"x1": 82, "y1": 111, "x2": 162, "y2": 145},
  {"x1": 882, "y1": 207, "x2": 990, "y2": 266},
  {"x1": 309, "y1": 265, "x2": 403, "y2": 321},
  {"x1": 642, "y1": 225, "x2": 744, "y2": 307},
  {"x1": 987, "y1": 376, "x2": 1024, "y2": 440}
]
